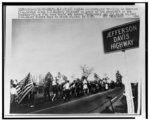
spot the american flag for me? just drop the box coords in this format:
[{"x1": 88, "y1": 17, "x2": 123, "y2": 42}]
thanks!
[{"x1": 16, "y1": 73, "x2": 33, "y2": 104}]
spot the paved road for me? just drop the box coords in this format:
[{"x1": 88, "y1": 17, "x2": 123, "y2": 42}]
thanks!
[{"x1": 31, "y1": 88, "x2": 124, "y2": 114}]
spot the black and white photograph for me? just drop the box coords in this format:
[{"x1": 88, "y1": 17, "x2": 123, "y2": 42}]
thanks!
[{"x1": 2, "y1": 2, "x2": 148, "y2": 119}]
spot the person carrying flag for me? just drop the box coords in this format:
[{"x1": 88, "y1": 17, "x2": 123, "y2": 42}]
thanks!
[{"x1": 29, "y1": 82, "x2": 37, "y2": 108}]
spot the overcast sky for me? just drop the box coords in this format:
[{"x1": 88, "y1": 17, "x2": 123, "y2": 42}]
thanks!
[{"x1": 11, "y1": 18, "x2": 142, "y2": 82}]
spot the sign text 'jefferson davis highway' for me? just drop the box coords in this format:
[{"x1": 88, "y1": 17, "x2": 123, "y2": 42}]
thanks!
[{"x1": 102, "y1": 20, "x2": 140, "y2": 53}]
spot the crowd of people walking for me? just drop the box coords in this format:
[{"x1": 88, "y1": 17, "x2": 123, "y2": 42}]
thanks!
[{"x1": 10, "y1": 71, "x2": 123, "y2": 109}]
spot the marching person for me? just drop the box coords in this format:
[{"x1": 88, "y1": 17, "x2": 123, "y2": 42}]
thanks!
[
  {"x1": 94, "y1": 73, "x2": 100, "y2": 92},
  {"x1": 63, "y1": 79, "x2": 70, "y2": 101},
  {"x1": 70, "y1": 80, "x2": 76, "y2": 97},
  {"x1": 29, "y1": 82, "x2": 37, "y2": 108},
  {"x1": 116, "y1": 70, "x2": 123, "y2": 88},
  {"x1": 10, "y1": 82, "x2": 17, "y2": 113},
  {"x1": 44, "y1": 72, "x2": 52, "y2": 101},
  {"x1": 104, "y1": 82, "x2": 109, "y2": 91},
  {"x1": 82, "y1": 76, "x2": 89, "y2": 95},
  {"x1": 10, "y1": 80, "x2": 17, "y2": 103},
  {"x1": 116, "y1": 70, "x2": 123, "y2": 83},
  {"x1": 52, "y1": 78, "x2": 58, "y2": 101},
  {"x1": 103, "y1": 73, "x2": 109, "y2": 91}
]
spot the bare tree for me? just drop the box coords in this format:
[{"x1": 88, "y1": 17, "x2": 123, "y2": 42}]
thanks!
[
  {"x1": 38, "y1": 74, "x2": 44, "y2": 86},
  {"x1": 80, "y1": 65, "x2": 94, "y2": 78}
]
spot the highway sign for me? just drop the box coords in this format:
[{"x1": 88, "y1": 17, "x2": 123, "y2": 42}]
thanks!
[{"x1": 103, "y1": 20, "x2": 140, "y2": 53}]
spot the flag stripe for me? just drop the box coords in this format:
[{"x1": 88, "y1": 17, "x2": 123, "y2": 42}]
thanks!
[
  {"x1": 17, "y1": 83, "x2": 32, "y2": 96},
  {"x1": 18, "y1": 85, "x2": 33, "y2": 104},
  {"x1": 16, "y1": 83, "x2": 33, "y2": 100},
  {"x1": 15, "y1": 73, "x2": 33, "y2": 104},
  {"x1": 16, "y1": 84, "x2": 32, "y2": 99}
]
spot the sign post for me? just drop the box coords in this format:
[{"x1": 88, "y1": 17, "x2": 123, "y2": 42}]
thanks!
[
  {"x1": 102, "y1": 20, "x2": 140, "y2": 114},
  {"x1": 122, "y1": 49, "x2": 135, "y2": 114}
]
